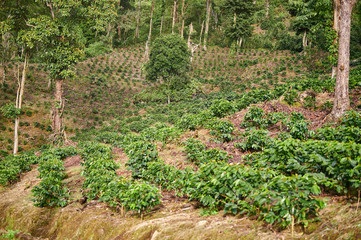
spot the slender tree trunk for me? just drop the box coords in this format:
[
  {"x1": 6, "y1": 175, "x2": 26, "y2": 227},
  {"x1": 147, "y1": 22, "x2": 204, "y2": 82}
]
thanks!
[
  {"x1": 302, "y1": 31, "x2": 308, "y2": 50},
  {"x1": 135, "y1": 0, "x2": 141, "y2": 38},
  {"x1": 330, "y1": 0, "x2": 355, "y2": 120},
  {"x1": 118, "y1": 24, "x2": 122, "y2": 41},
  {"x1": 188, "y1": 23, "x2": 193, "y2": 48},
  {"x1": 172, "y1": 0, "x2": 177, "y2": 34},
  {"x1": 203, "y1": 0, "x2": 211, "y2": 50},
  {"x1": 53, "y1": 79, "x2": 64, "y2": 141},
  {"x1": 160, "y1": 15, "x2": 164, "y2": 34},
  {"x1": 47, "y1": 78, "x2": 52, "y2": 91},
  {"x1": 181, "y1": 0, "x2": 185, "y2": 38},
  {"x1": 199, "y1": 20, "x2": 204, "y2": 45},
  {"x1": 145, "y1": 0, "x2": 155, "y2": 58},
  {"x1": 13, "y1": 53, "x2": 28, "y2": 155},
  {"x1": 238, "y1": 38, "x2": 243, "y2": 47},
  {"x1": 160, "y1": 0, "x2": 165, "y2": 35},
  {"x1": 265, "y1": 0, "x2": 269, "y2": 18},
  {"x1": 332, "y1": 0, "x2": 341, "y2": 79},
  {"x1": 188, "y1": 23, "x2": 195, "y2": 61},
  {"x1": 2, "y1": 64, "x2": 6, "y2": 84}
]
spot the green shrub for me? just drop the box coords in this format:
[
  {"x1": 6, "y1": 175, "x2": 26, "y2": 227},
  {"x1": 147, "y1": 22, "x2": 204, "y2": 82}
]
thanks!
[
  {"x1": 125, "y1": 141, "x2": 159, "y2": 178},
  {"x1": 209, "y1": 99, "x2": 235, "y2": 118},
  {"x1": 85, "y1": 41, "x2": 111, "y2": 57},
  {"x1": 207, "y1": 120, "x2": 234, "y2": 142},
  {"x1": 235, "y1": 129, "x2": 273, "y2": 151},
  {"x1": 284, "y1": 89, "x2": 298, "y2": 105}
]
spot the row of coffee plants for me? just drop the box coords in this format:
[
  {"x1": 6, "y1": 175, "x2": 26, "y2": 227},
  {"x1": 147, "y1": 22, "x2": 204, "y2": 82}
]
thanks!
[
  {"x1": 94, "y1": 130, "x2": 325, "y2": 228},
  {"x1": 140, "y1": 159, "x2": 325, "y2": 228},
  {"x1": 235, "y1": 129, "x2": 273, "y2": 152},
  {"x1": 79, "y1": 142, "x2": 162, "y2": 216},
  {"x1": 0, "y1": 153, "x2": 38, "y2": 186},
  {"x1": 241, "y1": 108, "x2": 311, "y2": 140},
  {"x1": 206, "y1": 119, "x2": 235, "y2": 142},
  {"x1": 314, "y1": 111, "x2": 361, "y2": 144},
  {"x1": 244, "y1": 138, "x2": 361, "y2": 194},
  {"x1": 31, "y1": 146, "x2": 78, "y2": 207},
  {"x1": 184, "y1": 138, "x2": 232, "y2": 165}
]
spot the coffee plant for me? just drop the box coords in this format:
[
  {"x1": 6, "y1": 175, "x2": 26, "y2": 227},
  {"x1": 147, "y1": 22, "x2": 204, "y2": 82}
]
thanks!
[{"x1": 31, "y1": 148, "x2": 75, "y2": 208}]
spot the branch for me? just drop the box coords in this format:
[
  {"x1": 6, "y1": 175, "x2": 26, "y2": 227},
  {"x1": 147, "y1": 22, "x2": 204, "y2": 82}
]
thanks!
[
  {"x1": 46, "y1": 2, "x2": 55, "y2": 19},
  {"x1": 23, "y1": 19, "x2": 36, "y2": 28}
]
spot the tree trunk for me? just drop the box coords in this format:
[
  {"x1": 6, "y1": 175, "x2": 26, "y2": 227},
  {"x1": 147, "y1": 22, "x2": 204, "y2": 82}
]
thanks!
[
  {"x1": 238, "y1": 38, "x2": 243, "y2": 47},
  {"x1": 332, "y1": 0, "x2": 341, "y2": 79},
  {"x1": 302, "y1": 31, "x2": 308, "y2": 50},
  {"x1": 145, "y1": 0, "x2": 155, "y2": 58},
  {"x1": 203, "y1": 0, "x2": 211, "y2": 50},
  {"x1": 53, "y1": 79, "x2": 64, "y2": 141},
  {"x1": 118, "y1": 25, "x2": 122, "y2": 42},
  {"x1": 172, "y1": 0, "x2": 177, "y2": 34},
  {"x1": 188, "y1": 23, "x2": 193, "y2": 48},
  {"x1": 47, "y1": 78, "x2": 52, "y2": 91},
  {"x1": 265, "y1": 0, "x2": 269, "y2": 18},
  {"x1": 330, "y1": 0, "x2": 355, "y2": 120},
  {"x1": 160, "y1": 14, "x2": 164, "y2": 34},
  {"x1": 180, "y1": 0, "x2": 185, "y2": 38},
  {"x1": 160, "y1": 0, "x2": 165, "y2": 35},
  {"x1": 13, "y1": 53, "x2": 28, "y2": 155},
  {"x1": 188, "y1": 23, "x2": 195, "y2": 62},
  {"x1": 331, "y1": 66, "x2": 337, "y2": 79},
  {"x1": 199, "y1": 20, "x2": 204, "y2": 44},
  {"x1": 135, "y1": 0, "x2": 141, "y2": 38},
  {"x1": 2, "y1": 64, "x2": 6, "y2": 84}
]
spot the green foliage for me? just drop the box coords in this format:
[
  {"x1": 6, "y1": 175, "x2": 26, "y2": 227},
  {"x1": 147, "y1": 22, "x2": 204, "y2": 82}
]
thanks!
[
  {"x1": 0, "y1": 153, "x2": 39, "y2": 186},
  {"x1": 221, "y1": 0, "x2": 255, "y2": 44},
  {"x1": 235, "y1": 129, "x2": 273, "y2": 151},
  {"x1": 286, "y1": 113, "x2": 310, "y2": 140},
  {"x1": 146, "y1": 34, "x2": 190, "y2": 82},
  {"x1": 141, "y1": 159, "x2": 324, "y2": 228},
  {"x1": 80, "y1": 142, "x2": 162, "y2": 216},
  {"x1": 85, "y1": 41, "x2": 111, "y2": 57},
  {"x1": 121, "y1": 181, "x2": 162, "y2": 214},
  {"x1": 241, "y1": 107, "x2": 266, "y2": 128},
  {"x1": 184, "y1": 138, "x2": 207, "y2": 163},
  {"x1": 32, "y1": 150, "x2": 71, "y2": 208},
  {"x1": 140, "y1": 125, "x2": 181, "y2": 146},
  {"x1": 125, "y1": 141, "x2": 159, "y2": 178},
  {"x1": 284, "y1": 89, "x2": 299, "y2": 105},
  {"x1": 207, "y1": 120, "x2": 234, "y2": 142},
  {"x1": 341, "y1": 110, "x2": 361, "y2": 128},
  {"x1": 184, "y1": 138, "x2": 231, "y2": 165},
  {"x1": 0, "y1": 103, "x2": 20, "y2": 119},
  {"x1": 0, "y1": 229, "x2": 20, "y2": 239},
  {"x1": 315, "y1": 126, "x2": 361, "y2": 144},
  {"x1": 32, "y1": 176, "x2": 69, "y2": 207},
  {"x1": 241, "y1": 107, "x2": 288, "y2": 130},
  {"x1": 245, "y1": 138, "x2": 361, "y2": 194},
  {"x1": 209, "y1": 99, "x2": 235, "y2": 118}
]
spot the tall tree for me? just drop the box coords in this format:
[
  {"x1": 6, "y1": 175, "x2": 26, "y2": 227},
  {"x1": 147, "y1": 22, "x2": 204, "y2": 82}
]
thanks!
[
  {"x1": 0, "y1": 0, "x2": 38, "y2": 155},
  {"x1": 145, "y1": 34, "x2": 190, "y2": 104},
  {"x1": 222, "y1": 0, "x2": 255, "y2": 47},
  {"x1": 330, "y1": 0, "x2": 357, "y2": 119},
  {"x1": 180, "y1": 0, "x2": 185, "y2": 38},
  {"x1": 22, "y1": 0, "x2": 117, "y2": 142},
  {"x1": 203, "y1": 0, "x2": 211, "y2": 50},
  {"x1": 135, "y1": 0, "x2": 142, "y2": 38},
  {"x1": 332, "y1": 0, "x2": 341, "y2": 78},
  {"x1": 145, "y1": 0, "x2": 156, "y2": 57},
  {"x1": 172, "y1": 0, "x2": 178, "y2": 33}
]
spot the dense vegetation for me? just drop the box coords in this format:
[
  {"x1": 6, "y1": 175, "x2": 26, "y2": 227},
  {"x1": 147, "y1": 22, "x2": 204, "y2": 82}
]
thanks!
[{"x1": 1, "y1": 0, "x2": 361, "y2": 239}]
